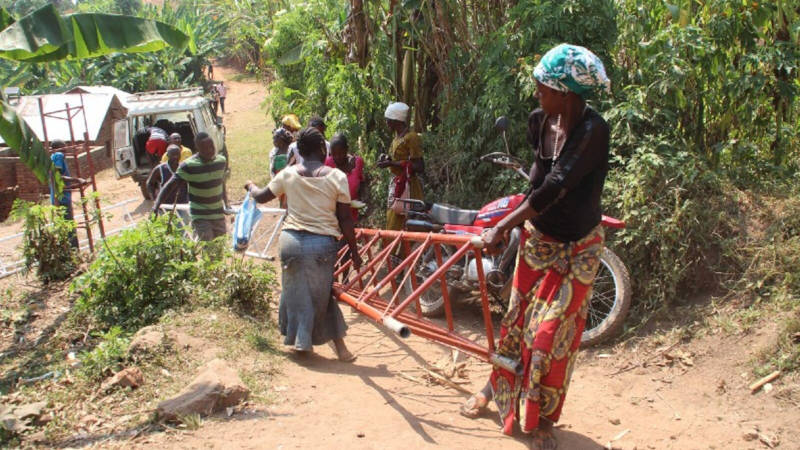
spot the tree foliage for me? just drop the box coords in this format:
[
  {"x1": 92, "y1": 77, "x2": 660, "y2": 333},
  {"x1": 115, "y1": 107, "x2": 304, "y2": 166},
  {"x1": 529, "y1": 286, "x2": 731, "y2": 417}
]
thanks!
[{"x1": 255, "y1": 0, "x2": 799, "y2": 314}]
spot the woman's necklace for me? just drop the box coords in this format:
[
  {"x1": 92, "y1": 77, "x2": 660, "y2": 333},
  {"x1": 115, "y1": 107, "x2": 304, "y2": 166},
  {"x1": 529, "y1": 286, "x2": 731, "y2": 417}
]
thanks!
[{"x1": 552, "y1": 114, "x2": 563, "y2": 161}]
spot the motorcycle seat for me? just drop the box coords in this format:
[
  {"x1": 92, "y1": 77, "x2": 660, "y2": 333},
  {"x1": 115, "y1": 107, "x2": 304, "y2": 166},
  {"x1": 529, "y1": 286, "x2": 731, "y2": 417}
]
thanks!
[{"x1": 430, "y1": 203, "x2": 479, "y2": 225}]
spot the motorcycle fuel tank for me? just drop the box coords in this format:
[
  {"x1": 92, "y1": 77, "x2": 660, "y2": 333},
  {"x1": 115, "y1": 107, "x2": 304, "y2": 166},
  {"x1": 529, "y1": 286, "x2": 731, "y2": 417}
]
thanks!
[{"x1": 473, "y1": 193, "x2": 526, "y2": 227}]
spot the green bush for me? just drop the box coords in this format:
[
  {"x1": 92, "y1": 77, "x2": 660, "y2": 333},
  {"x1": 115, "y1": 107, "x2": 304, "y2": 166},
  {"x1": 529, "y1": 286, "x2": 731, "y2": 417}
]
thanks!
[
  {"x1": 10, "y1": 200, "x2": 79, "y2": 283},
  {"x1": 71, "y1": 216, "x2": 201, "y2": 331},
  {"x1": 71, "y1": 215, "x2": 276, "y2": 331},
  {"x1": 604, "y1": 148, "x2": 740, "y2": 311},
  {"x1": 195, "y1": 255, "x2": 276, "y2": 320}
]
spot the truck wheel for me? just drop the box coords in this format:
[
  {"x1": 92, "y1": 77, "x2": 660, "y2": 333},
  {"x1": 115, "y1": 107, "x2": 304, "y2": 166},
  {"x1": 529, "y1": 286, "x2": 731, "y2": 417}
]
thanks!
[{"x1": 139, "y1": 180, "x2": 152, "y2": 200}]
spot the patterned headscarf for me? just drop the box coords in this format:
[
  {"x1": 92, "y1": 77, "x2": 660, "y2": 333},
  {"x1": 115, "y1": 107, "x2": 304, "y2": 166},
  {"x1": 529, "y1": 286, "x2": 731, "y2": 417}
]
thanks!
[{"x1": 533, "y1": 44, "x2": 611, "y2": 97}]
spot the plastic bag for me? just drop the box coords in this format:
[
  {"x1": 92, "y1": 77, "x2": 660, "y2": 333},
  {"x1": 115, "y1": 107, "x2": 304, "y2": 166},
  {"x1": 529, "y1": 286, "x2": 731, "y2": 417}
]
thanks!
[{"x1": 232, "y1": 192, "x2": 263, "y2": 252}]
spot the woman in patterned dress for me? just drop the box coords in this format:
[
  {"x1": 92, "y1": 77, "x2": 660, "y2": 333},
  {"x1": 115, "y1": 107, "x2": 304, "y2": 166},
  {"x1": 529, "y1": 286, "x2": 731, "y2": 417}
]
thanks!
[
  {"x1": 460, "y1": 44, "x2": 613, "y2": 450},
  {"x1": 377, "y1": 102, "x2": 424, "y2": 230}
]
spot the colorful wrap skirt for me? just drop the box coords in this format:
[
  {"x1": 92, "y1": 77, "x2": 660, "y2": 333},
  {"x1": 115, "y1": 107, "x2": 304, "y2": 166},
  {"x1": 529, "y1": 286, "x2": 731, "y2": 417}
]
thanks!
[{"x1": 490, "y1": 222, "x2": 604, "y2": 435}]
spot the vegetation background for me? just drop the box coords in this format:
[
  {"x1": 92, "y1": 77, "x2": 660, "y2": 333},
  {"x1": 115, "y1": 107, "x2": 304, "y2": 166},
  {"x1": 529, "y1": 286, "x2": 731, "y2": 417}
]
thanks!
[{"x1": 1, "y1": 0, "x2": 799, "y2": 341}]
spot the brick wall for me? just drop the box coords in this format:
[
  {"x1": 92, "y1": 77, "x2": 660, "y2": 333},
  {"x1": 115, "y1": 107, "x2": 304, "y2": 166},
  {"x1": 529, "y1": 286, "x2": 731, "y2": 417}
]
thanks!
[
  {"x1": 0, "y1": 144, "x2": 113, "y2": 205},
  {"x1": 0, "y1": 160, "x2": 15, "y2": 189}
]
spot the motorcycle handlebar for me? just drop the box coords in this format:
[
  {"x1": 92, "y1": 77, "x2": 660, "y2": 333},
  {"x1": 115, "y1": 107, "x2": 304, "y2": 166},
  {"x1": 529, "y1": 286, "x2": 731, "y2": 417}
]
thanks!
[{"x1": 481, "y1": 152, "x2": 530, "y2": 181}]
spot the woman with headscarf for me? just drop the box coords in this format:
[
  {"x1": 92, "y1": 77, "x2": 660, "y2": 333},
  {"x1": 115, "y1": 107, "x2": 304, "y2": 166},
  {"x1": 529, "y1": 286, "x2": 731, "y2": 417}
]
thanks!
[
  {"x1": 460, "y1": 44, "x2": 612, "y2": 450},
  {"x1": 378, "y1": 102, "x2": 424, "y2": 230}
]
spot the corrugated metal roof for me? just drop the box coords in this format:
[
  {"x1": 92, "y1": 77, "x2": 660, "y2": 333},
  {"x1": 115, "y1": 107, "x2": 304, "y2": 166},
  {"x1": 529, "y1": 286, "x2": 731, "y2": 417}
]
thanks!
[
  {"x1": 65, "y1": 86, "x2": 132, "y2": 107},
  {"x1": 125, "y1": 95, "x2": 208, "y2": 116},
  {"x1": 1, "y1": 93, "x2": 127, "y2": 144}
]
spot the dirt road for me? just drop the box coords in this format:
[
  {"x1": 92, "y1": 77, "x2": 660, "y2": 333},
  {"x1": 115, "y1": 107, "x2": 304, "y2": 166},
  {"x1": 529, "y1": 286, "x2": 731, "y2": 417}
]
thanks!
[{"x1": 125, "y1": 300, "x2": 797, "y2": 450}]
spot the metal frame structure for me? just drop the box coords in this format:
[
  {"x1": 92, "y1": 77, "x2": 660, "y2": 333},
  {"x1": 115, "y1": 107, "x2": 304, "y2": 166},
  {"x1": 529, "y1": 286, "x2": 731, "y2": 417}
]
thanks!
[
  {"x1": 158, "y1": 203, "x2": 286, "y2": 259},
  {"x1": 332, "y1": 228, "x2": 521, "y2": 374},
  {"x1": 37, "y1": 95, "x2": 106, "y2": 252}
]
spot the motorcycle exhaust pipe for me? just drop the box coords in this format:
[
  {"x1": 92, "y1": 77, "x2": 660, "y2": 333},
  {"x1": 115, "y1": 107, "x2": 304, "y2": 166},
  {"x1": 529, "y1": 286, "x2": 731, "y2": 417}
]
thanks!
[
  {"x1": 382, "y1": 316, "x2": 411, "y2": 338},
  {"x1": 490, "y1": 353, "x2": 523, "y2": 375},
  {"x1": 498, "y1": 227, "x2": 522, "y2": 273}
]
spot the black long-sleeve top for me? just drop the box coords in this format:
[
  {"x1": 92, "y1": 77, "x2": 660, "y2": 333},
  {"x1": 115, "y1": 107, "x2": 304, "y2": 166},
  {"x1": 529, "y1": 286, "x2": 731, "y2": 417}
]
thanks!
[{"x1": 526, "y1": 107, "x2": 609, "y2": 242}]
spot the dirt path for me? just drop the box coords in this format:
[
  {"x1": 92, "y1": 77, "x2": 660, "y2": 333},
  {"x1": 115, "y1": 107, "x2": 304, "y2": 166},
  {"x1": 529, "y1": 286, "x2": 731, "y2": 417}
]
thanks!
[
  {"x1": 126, "y1": 67, "x2": 800, "y2": 449},
  {"x1": 125, "y1": 302, "x2": 798, "y2": 450}
]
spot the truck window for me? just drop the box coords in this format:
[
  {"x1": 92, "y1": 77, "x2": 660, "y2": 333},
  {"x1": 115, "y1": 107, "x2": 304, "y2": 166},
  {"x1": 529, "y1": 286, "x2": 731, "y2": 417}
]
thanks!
[{"x1": 201, "y1": 105, "x2": 215, "y2": 132}]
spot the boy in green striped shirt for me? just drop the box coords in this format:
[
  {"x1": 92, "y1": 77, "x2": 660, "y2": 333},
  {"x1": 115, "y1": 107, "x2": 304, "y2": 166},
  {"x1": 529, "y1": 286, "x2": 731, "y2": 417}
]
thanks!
[{"x1": 152, "y1": 132, "x2": 229, "y2": 241}]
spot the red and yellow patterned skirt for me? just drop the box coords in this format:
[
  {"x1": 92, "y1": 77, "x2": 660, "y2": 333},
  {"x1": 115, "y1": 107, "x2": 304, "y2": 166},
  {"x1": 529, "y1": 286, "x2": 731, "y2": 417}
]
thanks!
[{"x1": 490, "y1": 222, "x2": 604, "y2": 435}]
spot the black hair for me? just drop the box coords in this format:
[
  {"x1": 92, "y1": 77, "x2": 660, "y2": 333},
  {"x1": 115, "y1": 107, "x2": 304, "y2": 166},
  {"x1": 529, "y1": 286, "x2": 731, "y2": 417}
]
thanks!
[
  {"x1": 50, "y1": 139, "x2": 66, "y2": 149},
  {"x1": 296, "y1": 127, "x2": 326, "y2": 160},
  {"x1": 330, "y1": 133, "x2": 348, "y2": 151},
  {"x1": 195, "y1": 131, "x2": 211, "y2": 142},
  {"x1": 308, "y1": 116, "x2": 326, "y2": 129}
]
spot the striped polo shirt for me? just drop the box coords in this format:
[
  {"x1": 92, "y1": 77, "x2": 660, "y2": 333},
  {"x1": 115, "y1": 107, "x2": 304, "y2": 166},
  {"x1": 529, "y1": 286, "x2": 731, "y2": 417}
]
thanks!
[{"x1": 176, "y1": 154, "x2": 227, "y2": 220}]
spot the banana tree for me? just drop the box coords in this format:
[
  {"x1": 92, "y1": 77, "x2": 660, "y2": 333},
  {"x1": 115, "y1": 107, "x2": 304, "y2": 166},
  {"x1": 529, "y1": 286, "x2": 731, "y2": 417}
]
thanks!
[{"x1": 0, "y1": 4, "x2": 189, "y2": 191}]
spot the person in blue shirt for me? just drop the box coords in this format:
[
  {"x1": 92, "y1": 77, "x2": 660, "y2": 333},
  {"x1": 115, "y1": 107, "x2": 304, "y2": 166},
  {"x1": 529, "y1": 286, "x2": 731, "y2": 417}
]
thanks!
[{"x1": 49, "y1": 140, "x2": 85, "y2": 248}]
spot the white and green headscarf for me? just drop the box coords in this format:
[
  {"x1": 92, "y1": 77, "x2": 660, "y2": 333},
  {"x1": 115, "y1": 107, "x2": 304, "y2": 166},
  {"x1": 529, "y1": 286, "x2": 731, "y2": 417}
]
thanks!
[{"x1": 533, "y1": 44, "x2": 611, "y2": 97}]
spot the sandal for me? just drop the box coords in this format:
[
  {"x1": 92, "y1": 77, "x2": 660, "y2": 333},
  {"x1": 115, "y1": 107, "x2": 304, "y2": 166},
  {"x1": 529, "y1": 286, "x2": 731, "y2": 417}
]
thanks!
[{"x1": 459, "y1": 393, "x2": 488, "y2": 419}]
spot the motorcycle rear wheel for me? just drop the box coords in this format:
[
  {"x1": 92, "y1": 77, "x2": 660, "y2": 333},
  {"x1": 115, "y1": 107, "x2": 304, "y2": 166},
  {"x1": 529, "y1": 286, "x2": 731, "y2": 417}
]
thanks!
[
  {"x1": 581, "y1": 247, "x2": 632, "y2": 347},
  {"x1": 415, "y1": 246, "x2": 632, "y2": 347}
]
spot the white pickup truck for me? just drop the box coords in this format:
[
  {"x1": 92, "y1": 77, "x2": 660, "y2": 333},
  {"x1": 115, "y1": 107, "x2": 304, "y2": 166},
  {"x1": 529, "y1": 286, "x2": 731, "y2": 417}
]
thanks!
[{"x1": 112, "y1": 87, "x2": 227, "y2": 199}]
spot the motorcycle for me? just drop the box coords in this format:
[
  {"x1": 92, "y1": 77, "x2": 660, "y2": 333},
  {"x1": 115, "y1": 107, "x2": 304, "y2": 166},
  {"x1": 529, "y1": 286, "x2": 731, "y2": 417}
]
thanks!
[{"x1": 397, "y1": 117, "x2": 632, "y2": 346}]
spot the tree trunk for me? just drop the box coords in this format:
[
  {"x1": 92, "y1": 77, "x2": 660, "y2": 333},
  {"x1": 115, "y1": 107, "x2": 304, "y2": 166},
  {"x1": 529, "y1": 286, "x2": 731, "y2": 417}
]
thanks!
[{"x1": 347, "y1": 0, "x2": 369, "y2": 68}]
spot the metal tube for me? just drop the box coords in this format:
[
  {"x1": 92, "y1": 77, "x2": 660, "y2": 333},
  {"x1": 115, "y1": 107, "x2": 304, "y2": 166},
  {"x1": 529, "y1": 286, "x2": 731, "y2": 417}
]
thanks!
[
  {"x1": 490, "y1": 354, "x2": 523, "y2": 375},
  {"x1": 341, "y1": 233, "x2": 400, "y2": 290},
  {"x1": 383, "y1": 236, "x2": 430, "y2": 313},
  {"x1": 358, "y1": 240, "x2": 427, "y2": 306},
  {"x1": 473, "y1": 249, "x2": 496, "y2": 353},
  {"x1": 434, "y1": 244, "x2": 455, "y2": 332},
  {"x1": 382, "y1": 316, "x2": 410, "y2": 338},
  {"x1": 356, "y1": 228, "x2": 475, "y2": 245},
  {"x1": 334, "y1": 287, "x2": 409, "y2": 338},
  {"x1": 258, "y1": 210, "x2": 286, "y2": 258}
]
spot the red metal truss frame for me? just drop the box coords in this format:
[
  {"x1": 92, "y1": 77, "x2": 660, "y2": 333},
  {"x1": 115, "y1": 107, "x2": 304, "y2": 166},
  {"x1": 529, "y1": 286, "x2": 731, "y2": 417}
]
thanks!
[{"x1": 332, "y1": 228, "x2": 521, "y2": 374}]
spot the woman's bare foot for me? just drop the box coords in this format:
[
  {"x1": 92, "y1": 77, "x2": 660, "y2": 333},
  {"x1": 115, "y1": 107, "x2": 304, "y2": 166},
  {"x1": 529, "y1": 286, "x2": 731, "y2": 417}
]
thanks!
[
  {"x1": 459, "y1": 392, "x2": 489, "y2": 418},
  {"x1": 530, "y1": 421, "x2": 557, "y2": 450},
  {"x1": 331, "y1": 338, "x2": 357, "y2": 362}
]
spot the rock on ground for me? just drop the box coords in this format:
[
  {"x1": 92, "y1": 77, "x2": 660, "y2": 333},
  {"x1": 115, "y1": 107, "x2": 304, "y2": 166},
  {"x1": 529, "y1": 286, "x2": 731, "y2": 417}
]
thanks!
[
  {"x1": 156, "y1": 359, "x2": 249, "y2": 421},
  {"x1": 128, "y1": 326, "x2": 168, "y2": 355},
  {"x1": 100, "y1": 367, "x2": 144, "y2": 392}
]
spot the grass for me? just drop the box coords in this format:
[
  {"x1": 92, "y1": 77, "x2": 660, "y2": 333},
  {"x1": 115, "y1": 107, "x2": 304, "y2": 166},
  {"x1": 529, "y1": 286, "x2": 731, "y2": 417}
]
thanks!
[
  {"x1": 754, "y1": 308, "x2": 800, "y2": 377},
  {"x1": 225, "y1": 107, "x2": 274, "y2": 204}
]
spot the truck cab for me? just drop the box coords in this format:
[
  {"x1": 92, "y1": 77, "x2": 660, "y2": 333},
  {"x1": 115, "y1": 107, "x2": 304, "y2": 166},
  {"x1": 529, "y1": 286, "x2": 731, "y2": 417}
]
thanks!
[{"x1": 112, "y1": 87, "x2": 226, "y2": 198}]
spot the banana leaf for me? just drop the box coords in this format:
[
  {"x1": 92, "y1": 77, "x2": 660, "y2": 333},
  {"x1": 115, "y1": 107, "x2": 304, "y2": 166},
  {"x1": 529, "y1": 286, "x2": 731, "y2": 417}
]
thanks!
[
  {"x1": 0, "y1": 100, "x2": 59, "y2": 191},
  {"x1": 0, "y1": 7, "x2": 14, "y2": 30},
  {"x1": 0, "y1": 5, "x2": 189, "y2": 196},
  {"x1": 0, "y1": 5, "x2": 190, "y2": 62}
]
